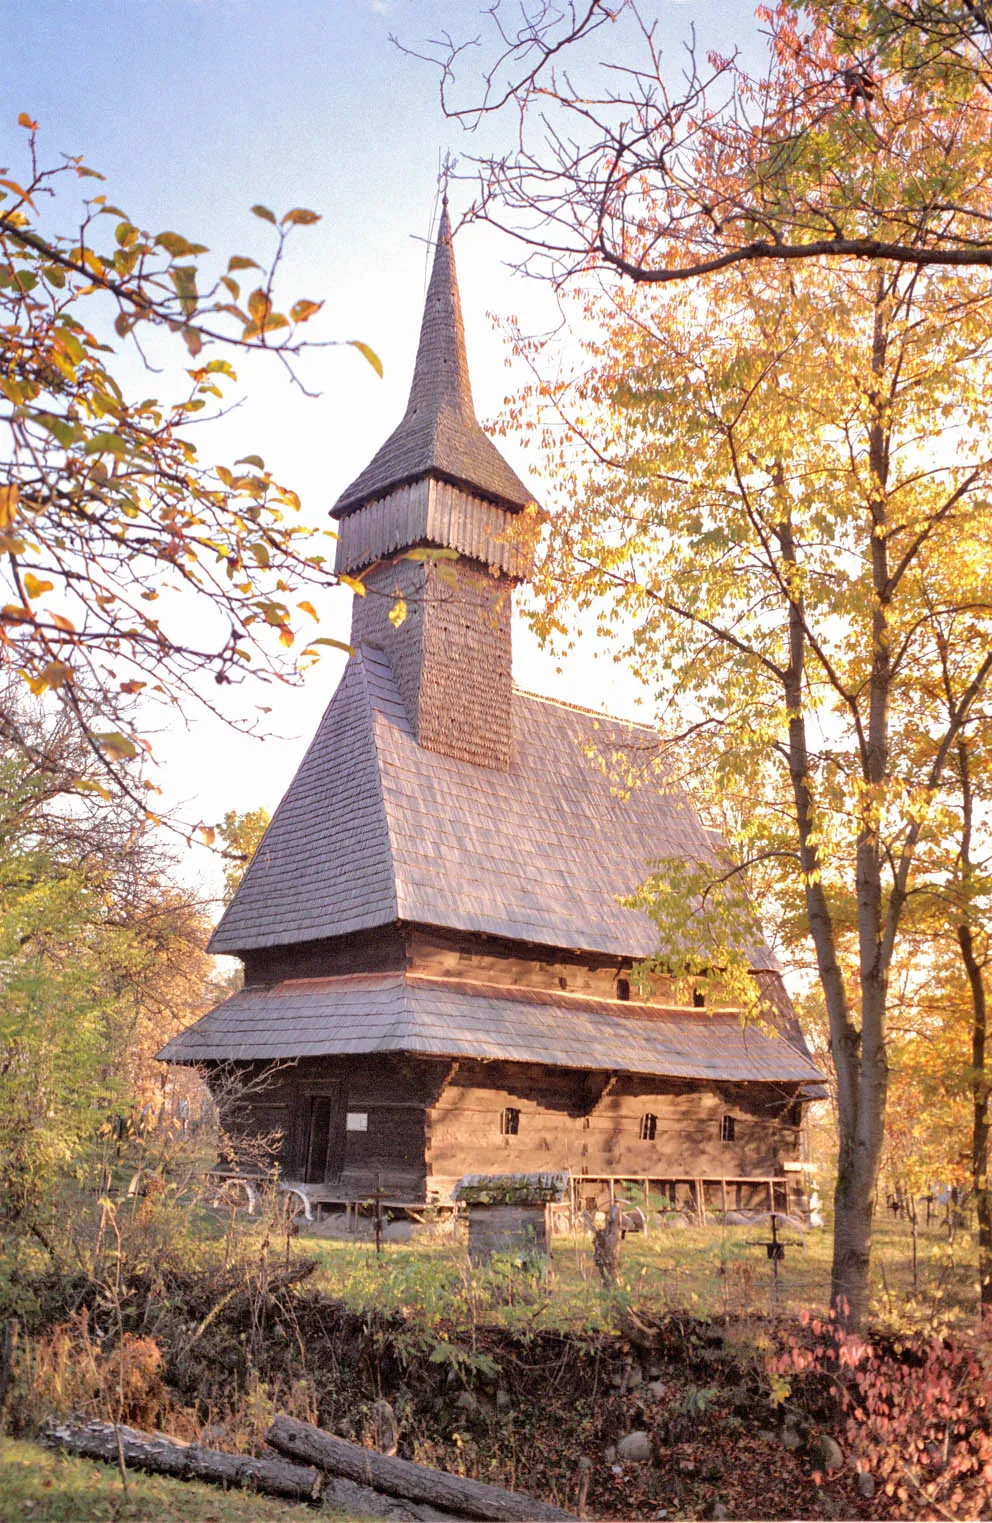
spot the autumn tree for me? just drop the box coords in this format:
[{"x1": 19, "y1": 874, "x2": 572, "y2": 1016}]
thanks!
[
  {"x1": 512, "y1": 191, "x2": 992, "y2": 1321},
  {"x1": 415, "y1": 0, "x2": 992, "y2": 281},
  {"x1": 1, "y1": 116, "x2": 372, "y2": 819}
]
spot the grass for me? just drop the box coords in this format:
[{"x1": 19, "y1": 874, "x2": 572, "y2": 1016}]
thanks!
[
  {"x1": 302, "y1": 1207, "x2": 980, "y2": 1336},
  {"x1": 0, "y1": 1438, "x2": 324, "y2": 1522}
]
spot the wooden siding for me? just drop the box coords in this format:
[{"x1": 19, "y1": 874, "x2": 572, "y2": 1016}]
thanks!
[
  {"x1": 426, "y1": 1061, "x2": 803, "y2": 1192},
  {"x1": 243, "y1": 925, "x2": 406, "y2": 988},
  {"x1": 208, "y1": 1051, "x2": 805, "y2": 1201},
  {"x1": 335, "y1": 478, "x2": 529, "y2": 580}
]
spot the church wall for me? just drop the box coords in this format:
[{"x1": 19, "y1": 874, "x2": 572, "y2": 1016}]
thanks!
[
  {"x1": 425, "y1": 1059, "x2": 803, "y2": 1198},
  {"x1": 210, "y1": 1052, "x2": 804, "y2": 1203}
]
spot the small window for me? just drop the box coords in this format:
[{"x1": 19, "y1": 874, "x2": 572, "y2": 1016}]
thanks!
[
  {"x1": 789, "y1": 1101, "x2": 803, "y2": 1128},
  {"x1": 693, "y1": 987, "x2": 706, "y2": 1008},
  {"x1": 616, "y1": 977, "x2": 631, "y2": 1001},
  {"x1": 500, "y1": 1107, "x2": 520, "y2": 1136},
  {"x1": 640, "y1": 1112, "x2": 658, "y2": 1141},
  {"x1": 345, "y1": 1112, "x2": 368, "y2": 1132},
  {"x1": 721, "y1": 1114, "x2": 736, "y2": 1143}
]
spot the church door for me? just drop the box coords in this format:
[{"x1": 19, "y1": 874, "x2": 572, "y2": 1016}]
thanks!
[{"x1": 304, "y1": 1088, "x2": 345, "y2": 1184}]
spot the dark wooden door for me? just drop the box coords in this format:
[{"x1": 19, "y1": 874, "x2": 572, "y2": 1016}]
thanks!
[{"x1": 304, "y1": 1088, "x2": 345, "y2": 1183}]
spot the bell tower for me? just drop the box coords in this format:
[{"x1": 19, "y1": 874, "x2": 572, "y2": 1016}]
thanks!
[{"x1": 331, "y1": 202, "x2": 534, "y2": 771}]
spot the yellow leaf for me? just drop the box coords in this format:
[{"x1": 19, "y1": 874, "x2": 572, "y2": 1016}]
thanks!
[
  {"x1": 0, "y1": 484, "x2": 19, "y2": 528},
  {"x1": 297, "y1": 600, "x2": 319, "y2": 621},
  {"x1": 349, "y1": 340, "x2": 383, "y2": 378},
  {"x1": 75, "y1": 778, "x2": 112, "y2": 801},
  {"x1": 340, "y1": 573, "x2": 366, "y2": 597},
  {"x1": 23, "y1": 572, "x2": 54, "y2": 600},
  {"x1": 281, "y1": 207, "x2": 321, "y2": 226},
  {"x1": 279, "y1": 626, "x2": 294, "y2": 648},
  {"x1": 388, "y1": 597, "x2": 407, "y2": 629},
  {"x1": 1, "y1": 604, "x2": 32, "y2": 623},
  {"x1": 200, "y1": 825, "x2": 216, "y2": 847},
  {"x1": 291, "y1": 298, "x2": 323, "y2": 324},
  {"x1": 50, "y1": 612, "x2": 76, "y2": 633}
]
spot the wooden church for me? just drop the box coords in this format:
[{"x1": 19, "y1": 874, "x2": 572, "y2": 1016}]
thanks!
[{"x1": 160, "y1": 204, "x2": 824, "y2": 1218}]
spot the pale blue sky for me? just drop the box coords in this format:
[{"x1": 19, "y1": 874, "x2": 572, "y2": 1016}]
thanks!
[{"x1": 2, "y1": 0, "x2": 764, "y2": 880}]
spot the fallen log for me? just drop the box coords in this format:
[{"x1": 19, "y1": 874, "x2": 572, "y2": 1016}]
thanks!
[
  {"x1": 40, "y1": 1418, "x2": 324, "y2": 1503},
  {"x1": 267, "y1": 1413, "x2": 576, "y2": 1521},
  {"x1": 40, "y1": 1417, "x2": 464, "y2": 1519}
]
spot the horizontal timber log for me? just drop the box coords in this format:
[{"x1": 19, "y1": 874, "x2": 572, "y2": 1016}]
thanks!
[
  {"x1": 267, "y1": 1414, "x2": 576, "y2": 1521},
  {"x1": 40, "y1": 1418, "x2": 324, "y2": 1502}
]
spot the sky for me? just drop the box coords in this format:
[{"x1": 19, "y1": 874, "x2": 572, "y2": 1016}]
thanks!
[{"x1": 2, "y1": 0, "x2": 765, "y2": 898}]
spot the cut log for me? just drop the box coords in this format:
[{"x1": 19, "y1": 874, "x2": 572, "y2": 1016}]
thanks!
[
  {"x1": 40, "y1": 1418, "x2": 324, "y2": 1503},
  {"x1": 267, "y1": 1414, "x2": 575, "y2": 1521}
]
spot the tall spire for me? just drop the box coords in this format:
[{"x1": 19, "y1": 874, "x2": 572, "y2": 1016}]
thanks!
[{"x1": 332, "y1": 204, "x2": 533, "y2": 517}]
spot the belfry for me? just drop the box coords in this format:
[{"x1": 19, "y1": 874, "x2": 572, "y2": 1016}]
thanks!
[{"x1": 161, "y1": 205, "x2": 823, "y2": 1219}]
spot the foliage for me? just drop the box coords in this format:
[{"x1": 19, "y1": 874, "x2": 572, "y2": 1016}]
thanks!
[
  {"x1": 418, "y1": 0, "x2": 992, "y2": 280},
  {"x1": 453, "y1": 1172, "x2": 568, "y2": 1205},
  {"x1": 769, "y1": 1312, "x2": 992, "y2": 1518},
  {"x1": 508, "y1": 196, "x2": 992, "y2": 1329},
  {"x1": 0, "y1": 117, "x2": 374, "y2": 806},
  {"x1": 0, "y1": 692, "x2": 212, "y2": 1239},
  {"x1": 217, "y1": 806, "x2": 271, "y2": 906}
]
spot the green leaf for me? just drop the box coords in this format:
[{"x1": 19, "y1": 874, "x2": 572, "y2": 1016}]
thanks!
[
  {"x1": 95, "y1": 731, "x2": 138, "y2": 761},
  {"x1": 36, "y1": 414, "x2": 80, "y2": 448},
  {"x1": 281, "y1": 207, "x2": 321, "y2": 226},
  {"x1": 250, "y1": 204, "x2": 277, "y2": 225},
  {"x1": 156, "y1": 231, "x2": 209, "y2": 258},
  {"x1": 171, "y1": 264, "x2": 198, "y2": 317},
  {"x1": 235, "y1": 455, "x2": 266, "y2": 469},
  {"x1": 349, "y1": 340, "x2": 383, "y2": 378},
  {"x1": 85, "y1": 432, "x2": 129, "y2": 456}
]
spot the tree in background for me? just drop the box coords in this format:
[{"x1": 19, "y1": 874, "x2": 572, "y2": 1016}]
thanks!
[
  {"x1": 0, "y1": 689, "x2": 213, "y2": 1244},
  {"x1": 1, "y1": 116, "x2": 373, "y2": 823},
  {"x1": 217, "y1": 807, "x2": 272, "y2": 907}
]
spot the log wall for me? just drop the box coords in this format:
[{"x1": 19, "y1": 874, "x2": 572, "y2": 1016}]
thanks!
[{"x1": 426, "y1": 1060, "x2": 802, "y2": 1196}]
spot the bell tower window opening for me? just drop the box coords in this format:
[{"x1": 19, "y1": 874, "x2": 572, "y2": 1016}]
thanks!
[
  {"x1": 639, "y1": 1112, "x2": 658, "y2": 1142},
  {"x1": 721, "y1": 1114, "x2": 736, "y2": 1143},
  {"x1": 616, "y1": 977, "x2": 631, "y2": 1001}
]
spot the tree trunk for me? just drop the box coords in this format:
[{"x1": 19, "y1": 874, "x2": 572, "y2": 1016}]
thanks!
[
  {"x1": 958, "y1": 918, "x2": 991, "y2": 1316},
  {"x1": 267, "y1": 1414, "x2": 575, "y2": 1521},
  {"x1": 40, "y1": 1418, "x2": 324, "y2": 1502}
]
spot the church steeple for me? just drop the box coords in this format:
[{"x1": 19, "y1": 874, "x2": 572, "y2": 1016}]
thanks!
[
  {"x1": 333, "y1": 201, "x2": 532, "y2": 518},
  {"x1": 332, "y1": 204, "x2": 535, "y2": 773}
]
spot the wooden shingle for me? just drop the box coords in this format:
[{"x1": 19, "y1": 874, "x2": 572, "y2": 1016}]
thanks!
[{"x1": 159, "y1": 972, "x2": 823, "y2": 1083}]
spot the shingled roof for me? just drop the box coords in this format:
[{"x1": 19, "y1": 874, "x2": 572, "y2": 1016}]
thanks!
[
  {"x1": 332, "y1": 203, "x2": 534, "y2": 516},
  {"x1": 209, "y1": 645, "x2": 777, "y2": 968},
  {"x1": 159, "y1": 972, "x2": 822, "y2": 1083}
]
